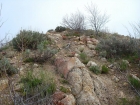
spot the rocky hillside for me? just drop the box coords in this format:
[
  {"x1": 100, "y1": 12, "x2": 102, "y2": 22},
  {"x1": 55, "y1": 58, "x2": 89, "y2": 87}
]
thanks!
[{"x1": 0, "y1": 30, "x2": 140, "y2": 105}]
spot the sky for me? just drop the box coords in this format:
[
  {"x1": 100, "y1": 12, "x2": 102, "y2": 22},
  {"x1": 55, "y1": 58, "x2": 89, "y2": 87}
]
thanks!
[{"x1": 0, "y1": 0, "x2": 140, "y2": 41}]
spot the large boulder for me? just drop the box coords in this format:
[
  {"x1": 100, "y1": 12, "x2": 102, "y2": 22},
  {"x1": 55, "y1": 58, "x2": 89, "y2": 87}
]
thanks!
[
  {"x1": 67, "y1": 68, "x2": 101, "y2": 105},
  {"x1": 55, "y1": 56, "x2": 114, "y2": 105},
  {"x1": 55, "y1": 57, "x2": 85, "y2": 78},
  {"x1": 92, "y1": 75, "x2": 114, "y2": 105}
]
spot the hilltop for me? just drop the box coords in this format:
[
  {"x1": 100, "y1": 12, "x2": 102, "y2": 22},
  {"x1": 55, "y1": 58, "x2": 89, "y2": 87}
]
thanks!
[{"x1": 0, "y1": 29, "x2": 140, "y2": 105}]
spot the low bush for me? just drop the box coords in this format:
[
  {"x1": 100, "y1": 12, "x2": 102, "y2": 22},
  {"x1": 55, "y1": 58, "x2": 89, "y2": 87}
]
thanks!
[
  {"x1": 96, "y1": 36, "x2": 140, "y2": 62},
  {"x1": 23, "y1": 41, "x2": 57, "y2": 63},
  {"x1": 101, "y1": 65, "x2": 109, "y2": 74},
  {"x1": 35, "y1": 42, "x2": 57, "y2": 63},
  {"x1": 20, "y1": 70, "x2": 56, "y2": 97},
  {"x1": 12, "y1": 29, "x2": 47, "y2": 51},
  {"x1": 128, "y1": 75, "x2": 140, "y2": 89},
  {"x1": 55, "y1": 26, "x2": 66, "y2": 32},
  {"x1": 0, "y1": 57, "x2": 18, "y2": 76},
  {"x1": 119, "y1": 60, "x2": 129, "y2": 71},
  {"x1": 89, "y1": 66, "x2": 101, "y2": 75},
  {"x1": 117, "y1": 97, "x2": 140, "y2": 105},
  {"x1": 79, "y1": 52, "x2": 89, "y2": 64}
]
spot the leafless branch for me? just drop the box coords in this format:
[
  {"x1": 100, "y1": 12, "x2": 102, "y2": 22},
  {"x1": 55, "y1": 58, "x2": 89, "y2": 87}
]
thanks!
[
  {"x1": 62, "y1": 10, "x2": 86, "y2": 32},
  {"x1": 86, "y1": 3, "x2": 110, "y2": 36}
]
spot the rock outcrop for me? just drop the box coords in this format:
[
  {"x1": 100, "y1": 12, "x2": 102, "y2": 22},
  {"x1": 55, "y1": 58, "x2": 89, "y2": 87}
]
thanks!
[{"x1": 55, "y1": 57, "x2": 101, "y2": 105}]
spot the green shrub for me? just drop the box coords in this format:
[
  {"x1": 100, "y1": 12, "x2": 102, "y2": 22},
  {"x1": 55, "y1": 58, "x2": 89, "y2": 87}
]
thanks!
[
  {"x1": 117, "y1": 97, "x2": 140, "y2": 105},
  {"x1": 35, "y1": 44, "x2": 57, "y2": 63},
  {"x1": 24, "y1": 41, "x2": 57, "y2": 63},
  {"x1": 119, "y1": 60, "x2": 128, "y2": 71},
  {"x1": 55, "y1": 26, "x2": 66, "y2": 32},
  {"x1": 20, "y1": 70, "x2": 56, "y2": 97},
  {"x1": 96, "y1": 36, "x2": 140, "y2": 61},
  {"x1": 47, "y1": 29, "x2": 54, "y2": 32},
  {"x1": 79, "y1": 52, "x2": 89, "y2": 64},
  {"x1": 12, "y1": 29, "x2": 47, "y2": 51},
  {"x1": 0, "y1": 57, "x2": 18, "y2": 76},
  {"x1": 89, "y1": 66, "x2": 101, "y2": 75},
  {"x1": 128, "y1": 75, "x2": 140, "y2": 89},
  {"x1": 101, "y1": 65, "x2": 109, "y2": 74},
  {"x1": 60, "y1": 86, "x2": 69, "y2": 93}
]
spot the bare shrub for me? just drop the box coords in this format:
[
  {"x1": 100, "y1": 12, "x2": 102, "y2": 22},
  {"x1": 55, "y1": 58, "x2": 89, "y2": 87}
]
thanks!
[
  {"x1": 62, "y1": 10, "x2": 86, "y2": 32},
  {"x1": 86, "y1": 3, "x2": 110, "y2": 36}
]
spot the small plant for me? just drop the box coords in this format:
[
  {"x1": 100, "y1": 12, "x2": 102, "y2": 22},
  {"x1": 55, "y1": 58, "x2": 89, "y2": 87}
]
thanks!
[
  {"x1": 24, "y1": 57, "x2": 35, "y2": 63},
  {"x1": 60, "y1": 79, "x2": 69, "y2": 84},
  {"x1": 89, "y1": 66, "x2": 101, "y2": 75},
  {"x1": 20, "y1": 70, "x2": 56, "y2": 97},
  {"x1": 60, "y1": 86, "x2": 69, "y2": 93},
  {"x1": 117, "y1": 97, "x2": 140, "y2": 105},
  {"x1": 0, "y1": 57, "x2": 18, "y2": 76},
  {"x1": 119, "y1": 60, "x2": 128, "y2": 71},
  {"x1": 101, "y1": 65, "x2": 109, "y2": 74},
  {"x1": 55, "y1": 26, "x2": 66, "y2": 32},
  {"x1": 128, "y1": 75, "x2": 140, "y2": 89},
  {"x1": 79, "y1": 52, "x2": 89, "y2": 64}
]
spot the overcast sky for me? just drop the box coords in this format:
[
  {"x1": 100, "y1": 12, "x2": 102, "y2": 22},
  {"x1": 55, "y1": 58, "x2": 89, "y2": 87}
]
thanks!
[{"x1": 0, "y1": 0, "x2": 140, "y2": 41}]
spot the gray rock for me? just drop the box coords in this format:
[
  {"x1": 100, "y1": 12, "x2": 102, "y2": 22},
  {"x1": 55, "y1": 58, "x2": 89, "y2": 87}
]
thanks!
[
  {"x1": 87, "y1": 61, "x2": 97, "y2": 67},
  {"x1": 67, "y1": 68, "x2": 101, "y2": 105},
  {"x1": 101, "y1": 58, "x2": 107, "y2": 62},
  {"x1": 112, "y1": 76, "x2": 119, "y2": 83},
  {"x1": 87, "y1": 44, "x2": 95, "y2": 50}
]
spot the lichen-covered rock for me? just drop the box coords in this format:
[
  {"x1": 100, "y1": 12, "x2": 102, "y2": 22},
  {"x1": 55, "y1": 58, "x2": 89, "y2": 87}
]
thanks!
[{"x1": 67, "y1": 68, "x2": 101, "y2": 105}]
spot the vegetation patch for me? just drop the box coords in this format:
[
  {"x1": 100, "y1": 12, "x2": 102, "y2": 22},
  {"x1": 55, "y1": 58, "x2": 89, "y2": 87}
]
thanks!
[
  {"x1": 101, "y1": 65, "x2": 109, "y2": 74},
  {"x1": 60, "y1": 86, "x2": 69, "y2": 93},
  {"x1": 0, "y1": 57, "x2": 18, "y2": 76},
  {"x1": 96, "y1": 36, "x2": 140, "y2": 63},
  {"x1": 79, "y1": 52, "x2": 89, "y2": 64},
  {"x1": 117, "y1": 97, "x2": 140, "y2": 105},
  {"x1": 20, "y1": 70, "x2": 56, "y2": 97},
  {"x1": 128, "y1": 75, "x2": 140, "y2": 89},
  {"x1": 55, "y1": 26, "x2": 66, "y2": 32},
  {"x1": 12, "y1": 29, "x2": 47, "y2": 51},
  {"x1": 119, "y1": 60, "x2": 129, "y2": 71},
  {"x1": 89, "y1": 66, "x2": 101, "y2": 75}
]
